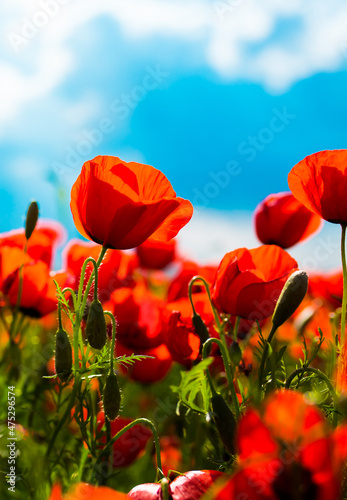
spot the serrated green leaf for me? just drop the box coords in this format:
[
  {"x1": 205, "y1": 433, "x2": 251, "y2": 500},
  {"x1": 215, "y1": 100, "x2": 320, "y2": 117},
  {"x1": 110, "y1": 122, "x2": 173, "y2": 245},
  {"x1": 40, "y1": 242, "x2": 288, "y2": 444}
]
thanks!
[{"x1": 171, "y1": 357, "x2": 213, "y2": 414}]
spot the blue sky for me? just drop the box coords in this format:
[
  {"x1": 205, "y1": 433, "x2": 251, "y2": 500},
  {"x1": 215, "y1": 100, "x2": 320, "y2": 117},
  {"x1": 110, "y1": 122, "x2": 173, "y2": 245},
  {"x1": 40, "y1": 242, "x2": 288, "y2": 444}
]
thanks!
[{"x1": 1, "y1": 0, "x2": 347, "y2": 268}]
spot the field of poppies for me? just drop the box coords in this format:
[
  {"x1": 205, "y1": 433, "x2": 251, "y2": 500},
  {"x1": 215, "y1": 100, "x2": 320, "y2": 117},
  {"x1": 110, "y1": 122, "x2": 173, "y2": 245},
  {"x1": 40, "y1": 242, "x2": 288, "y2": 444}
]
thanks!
[{"x1": 1, "y1": 151, "x2": 347, "y2": 499}]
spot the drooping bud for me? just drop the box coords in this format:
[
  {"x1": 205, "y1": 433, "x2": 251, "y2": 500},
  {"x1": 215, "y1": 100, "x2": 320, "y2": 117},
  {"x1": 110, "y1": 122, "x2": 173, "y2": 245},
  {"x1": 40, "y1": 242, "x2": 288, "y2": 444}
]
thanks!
[
  {"x1": 103, "y1": 371, "x2": 121, "y2": 421},
  {"x1": 192, "y1": 313, "x2": 210, "y2": 354},
  {"x1": 25, "y1": 201, "x2": 39, "y2": 240},
  {"x1": 229, "y1": 341, "x2": 242, "y2": 366},
  {"x1": 272, "y1": 270, "x2": 308, "y2": 330},
  {"x1": 85, "y1": 299, "x2": 107, "y2": 350},
  {"x1": 55, "y1": 328, "x2": 72, "y2": 382},
  {"x1": 211, "y1": 393, "x2": 236, "y2": 456}
]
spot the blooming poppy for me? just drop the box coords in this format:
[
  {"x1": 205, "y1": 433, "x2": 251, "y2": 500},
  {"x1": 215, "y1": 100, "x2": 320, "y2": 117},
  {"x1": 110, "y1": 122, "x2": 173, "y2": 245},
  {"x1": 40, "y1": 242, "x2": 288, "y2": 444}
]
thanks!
[
  {"x1": 167, "y1": 260, "x2": 217, "y2": 302},
  {"x1": 308, "y1": 271, "x2": 343, "y2": 310},
  {"x1": 162, "y1": 293, "x2": 215, "y2": 365},
  {"x1": 288, "y1": 150, "x2": 347, "y2": 224},
  {"x1": 128, "y1": 469, "x2": 225, "y2": 499},
  {"x1": 116, "y1": 342, "x2": 172, "y2": 383},
  {"x1": 136, "y1": 238, "x2": 176, "y2": 270},
  {"x1": 211, "y1": 246, "x2": 298, "y2": 320},
  {"x1": 254, "y1": 192, "x2": 322, "y2": 249},
  {"x1": 70, "y1": 155, "x2": 193, "y2": 249},
  {"x1": 110, "y1": 286, "x2": 164, "y2": 349},
  {"x1": 63, "y1": 239, "x2": 137, "y2": 302},
  {"x1": 48, "y1": 483, "x2": 127, "y2": 499},
  {"x1": 96, "y1": 412, "x2": 152, "y2": 468},
  {"x1": 212, "y1": 390, "x2": 347, "y2": 500},
  {"x1": 0, "y1": 220, "x2": 65, "y2": 268},
  {"x1": 2, "y1": 259, "x2": 64, "y2": 318}
]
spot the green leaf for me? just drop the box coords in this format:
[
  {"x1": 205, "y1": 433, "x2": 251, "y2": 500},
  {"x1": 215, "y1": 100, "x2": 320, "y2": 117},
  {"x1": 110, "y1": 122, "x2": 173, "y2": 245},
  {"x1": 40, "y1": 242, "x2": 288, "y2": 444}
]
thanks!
[
  {"x1": 116, "y1": 353, "x2": 154, "y2": 367},
  {"x1": 170, "y1": 357, "x2": 213, "y2": 414}
]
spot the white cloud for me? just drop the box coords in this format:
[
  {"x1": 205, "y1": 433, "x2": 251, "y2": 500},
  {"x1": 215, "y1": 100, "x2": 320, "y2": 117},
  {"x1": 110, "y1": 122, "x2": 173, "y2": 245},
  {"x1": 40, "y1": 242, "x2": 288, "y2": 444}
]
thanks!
[
  {"x1": 177, "y1": 208, "x2": 342, "y2": 273},
  {"x1": 1, "y1": 0, "x2": 347, "y2": 135}
]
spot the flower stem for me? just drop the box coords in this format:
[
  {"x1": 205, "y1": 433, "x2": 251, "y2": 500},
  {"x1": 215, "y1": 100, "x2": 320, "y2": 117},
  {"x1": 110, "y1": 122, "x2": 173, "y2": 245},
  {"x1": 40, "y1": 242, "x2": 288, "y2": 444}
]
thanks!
[
  {"x1": 202, "y1": 338, "x2": 240, "y2": 419},
  {"x1": 285, "y1": 366, "x2": 339, "y2": 428},
  {"x1": 104, "y1": 311, "x2": 117, "y2": 372},
  {"x1": 338, "y1": 224, "x2": 347, "y2": 394},
  {"x1": 94, "y1": 418, "x2": 164, "y2": 480}
]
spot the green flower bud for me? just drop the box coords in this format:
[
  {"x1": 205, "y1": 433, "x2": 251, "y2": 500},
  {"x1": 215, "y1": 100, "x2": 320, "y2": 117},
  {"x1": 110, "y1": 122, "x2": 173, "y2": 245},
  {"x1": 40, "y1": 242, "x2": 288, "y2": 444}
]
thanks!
[
  {"x1": 229, "y1": 341, "x2": 242, "y2": 366},
  {"x1": 25, "y1": 201, "x2": 39, "y2": 240},
  {"x1": 272, "y1": 270, "x2": 308, "y2": 330},
  {"x1": 55, "y1": 328, "x2": 72, "y2": 382},
  {"x1": 86, "y1": 299, "x2": 107, "y2": 350},
  {"x1": 103, "y1": 372, "x2": 121, "y2": 421},
  {"x1": 192, "y1": 313, "x2": 210, "y2": 354},
  {"x1": 211, "y1": 393, "x2": 236, "y2": 456}
]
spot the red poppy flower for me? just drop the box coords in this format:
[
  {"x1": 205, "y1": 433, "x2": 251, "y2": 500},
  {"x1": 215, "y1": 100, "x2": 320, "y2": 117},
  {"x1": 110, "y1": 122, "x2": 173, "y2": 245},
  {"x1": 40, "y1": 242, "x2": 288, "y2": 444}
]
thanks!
[
  {"x1": 48, "y1": 483, "x2": 127, "y2": 499},
  {"x1": 212, "y1": 390, "x2": 347, "y2": 500},
  {"x1": 308, "y1": 271, "x2": 343, "y2": 310},
  {"x1": 0, "y1": 220, "x2": 65, "y2": 268},
  {"x1": 110, "y1": 286, "x2": 164, "y2": 349},
  {"x1": 167, "y1": 260, "x2": 217, "y2": 302},
  {"x1": 70, "y1": 155, "x2": 193, "y2": 249},
  {"x1": 288, "y1": 150, "x2": 347, "y2": 224},
  {"x1": 116, "y1": 342, "x2": 172, "y2": 383},
  {"x1": 97, "y1": 412, "x2": 152, "y2": 468},
  {"x1": 63, "y1": 239, "x2": 137, "y2": 302},
  {"x1": 136, "y1": 238, "x2": 176, "y2": 269},
  {"x1": 254, "y1": 192, "x2": 322, "y2": 249},
  {"x1": 2, "y1": 260, "x2": 64, "y2": 318},
  {"x1": 162, "y1": 294, "x2": 215, "y2": 365},
  {"x1": 211, "y1": 246, "x2": 298, "y2": 320},
  {"x1": 128, "y1": 470, "x2": 225, "y2": 500}
]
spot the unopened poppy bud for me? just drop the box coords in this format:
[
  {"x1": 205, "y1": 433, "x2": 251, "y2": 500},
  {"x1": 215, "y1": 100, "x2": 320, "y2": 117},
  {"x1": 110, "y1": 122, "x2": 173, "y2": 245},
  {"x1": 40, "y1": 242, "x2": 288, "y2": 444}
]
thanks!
[
  {"x1": 86, "y1": 299, "x2": 107, "y2": 350},
  {"x1": 55, "y1": 328, "x2": 72, "y2": 382},
  {"x1": 211, "y1": 393, "x2": 236, "y2": 456},
  {"x1": 192, "y1": 313, "x2": 210, "y2": 353},
  {"x1": 25, "y1": 201, "x2": 39, "y2": 240},
  {"x1": 229, "y1": 341, "x2": 242, "y2": 366},
  {"x1": 272, "y1": 270, "x2": 308, "y2": 330},
  {"x1": 103, "y1": 371, "x2": 121, "y2": 421}
]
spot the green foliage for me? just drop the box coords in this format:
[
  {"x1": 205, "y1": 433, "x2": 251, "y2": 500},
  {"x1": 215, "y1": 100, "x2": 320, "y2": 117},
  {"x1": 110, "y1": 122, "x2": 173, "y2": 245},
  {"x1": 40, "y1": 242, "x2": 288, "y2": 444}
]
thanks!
[{"x1": 171, "y1": 358, "x2": 213, "y2": 414}]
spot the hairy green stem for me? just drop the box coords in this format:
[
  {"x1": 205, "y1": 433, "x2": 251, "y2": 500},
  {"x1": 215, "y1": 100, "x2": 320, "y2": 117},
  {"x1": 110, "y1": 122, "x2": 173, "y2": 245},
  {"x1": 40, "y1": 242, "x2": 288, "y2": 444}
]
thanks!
[
  {"x1": 95, "y1": 418, "x2": 164, "y2": 480},
  {"x1": 104, "y1": 311, "x2": 117, "y2": 372},
  {"x1": 202, "y1": 338, "x2": 240, "y2": 419}
]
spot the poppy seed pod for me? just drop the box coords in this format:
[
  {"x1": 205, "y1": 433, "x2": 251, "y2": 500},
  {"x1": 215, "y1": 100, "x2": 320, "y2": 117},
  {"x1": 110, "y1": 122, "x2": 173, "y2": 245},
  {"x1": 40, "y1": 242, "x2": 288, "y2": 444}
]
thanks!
[
  {"x1": 55, "y1": 328, "x2": 72, "y2": 382},
  {"x1": 211, "y1": 393, "x2": 236, "y2": 456},
  {"x1": 86, "y1": 299, "x2": 107, "y2": 350},
  {"x1": 272, "y1": 270, "x2": 308, "y2": 330},
  {"x1": 25, "y1": 201, "x2": 39, "y2": 240},
  {"x1": 103, "y1": 371, "x2": 122, "y2": 421}
]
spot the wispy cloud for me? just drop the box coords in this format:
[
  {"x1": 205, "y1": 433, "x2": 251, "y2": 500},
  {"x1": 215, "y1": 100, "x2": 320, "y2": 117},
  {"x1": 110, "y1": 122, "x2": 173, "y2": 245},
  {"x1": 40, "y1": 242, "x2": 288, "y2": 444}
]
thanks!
[{"x1": 1, "y1": 0, "x2": 347, "y2": 137}]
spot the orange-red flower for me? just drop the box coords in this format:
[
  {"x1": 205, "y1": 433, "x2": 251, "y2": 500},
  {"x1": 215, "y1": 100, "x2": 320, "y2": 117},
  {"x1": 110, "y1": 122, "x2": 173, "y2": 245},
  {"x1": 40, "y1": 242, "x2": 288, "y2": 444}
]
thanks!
[
  {"x1": 308, "y1": 270, "x2": 343, "y2": 310},
  {"x1": 136, "y1": 238, "x2": 176, "y2": 269},
  {"x1": 48, "y1": 483, "x2": 127, "y2": 499},
  {"x1": 1, "y1": 259, "x2": 64, "y2": 318},
  {"x1": 254, "y1": 192, "x2": 322, "y2": 248},
  {"x1": 110, "y1": 286, "x2": 164, "y2": 349},
  {"x1": 116, "y1": 342, "x2": 172, "y2": 383},
  {"x1": 0, "y1": 220, "x2": 65, "y2": 268},
  {"x1": 70, "y1": 155, "x2": 193, "y2": 249},
  {"x1": 63, "y1": 239, "x2": 137, "y2": 302},
  {"x1": 162, "y1": 293, "x2": 215, "y2": 365},
  {"x1": 212, "y1": 246, "x2": 298, "y2": 320},
  {"x1": 96, "y1": 412, "x2": 152, "y2": 468},
  {"x1": 288, "y1": 150, "x2": 347, "y2": 224},
  {"x1": 167, "y1": 260, "x2": 217, "y2": 302},
  {"x1": 213, "y1": 390, "x2": 347, "y2": 500}
]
